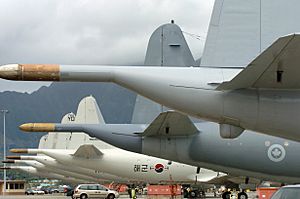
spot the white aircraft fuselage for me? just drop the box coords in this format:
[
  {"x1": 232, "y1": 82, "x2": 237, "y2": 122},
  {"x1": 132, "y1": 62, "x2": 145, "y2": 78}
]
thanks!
[
  {"x1": 22, "y1": 147, "x2": 221, "y2": 183},
  {"x1": 17, "y1": 156, "x2": 123, "y2": 183},
  {"x1": 13, "y1": 159, "x2": 101, "y2": 182}
]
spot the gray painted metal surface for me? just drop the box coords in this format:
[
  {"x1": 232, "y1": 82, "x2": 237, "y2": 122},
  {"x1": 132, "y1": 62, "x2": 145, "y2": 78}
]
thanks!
[
  {"x1": 3, "y1": 59, "x2": 300, "y2": 141},
  {"x1": 201, "y1": 0, "x2": 300, "y2": 67},
  {"x1": 143, "y1": 23, "x2": 195, "y2": 67},
  {"x1": 132, "y1": 22, "x2": 195, "y2": 124},
  {"x1": 52, "y1": 120, "x2": 300, "y2": 183},
  {"x1": 21, "y1": 96, "x2": 224, "y2": 184}
]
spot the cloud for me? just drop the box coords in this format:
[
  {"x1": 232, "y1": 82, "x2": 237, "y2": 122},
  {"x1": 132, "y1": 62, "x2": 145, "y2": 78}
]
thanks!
[{"x1": 0, "y1": 0, "x2": 214, "y2": 92}]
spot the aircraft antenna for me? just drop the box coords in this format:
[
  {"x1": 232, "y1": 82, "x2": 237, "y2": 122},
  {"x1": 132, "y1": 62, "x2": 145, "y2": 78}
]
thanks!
[{"x1": 182, "y1": 31, "x2": 206, "y2": 41}]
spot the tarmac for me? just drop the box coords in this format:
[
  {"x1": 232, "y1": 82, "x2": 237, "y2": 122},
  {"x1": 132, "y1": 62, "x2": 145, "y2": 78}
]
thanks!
[
  {"x1": 0, "y1": 191, "x2": 259, "y2": 199},
  {"x1": 0, "y1": 195, "x2": 223, "y2": 199}
]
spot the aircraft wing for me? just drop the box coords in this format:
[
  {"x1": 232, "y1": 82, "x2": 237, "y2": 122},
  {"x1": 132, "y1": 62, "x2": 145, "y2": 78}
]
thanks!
[
  {"x1": 217, "y1": 34, "x2": 300, "y2": 90},
  {"x1": 73, "y1": 144, "x2": 103, "y2": 159},
  {"x1": 142, "y1": 111, "x2": 198, "y2": 137}
]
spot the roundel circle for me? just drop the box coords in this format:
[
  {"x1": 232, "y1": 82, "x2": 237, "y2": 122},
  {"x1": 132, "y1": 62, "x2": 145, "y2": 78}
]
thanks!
[
  {"x1": 154, "y1": 164, "x2": 164, "y2": 173},
  {"x1": 267, "y1": 144, "x2": 286, "y2": 162}
]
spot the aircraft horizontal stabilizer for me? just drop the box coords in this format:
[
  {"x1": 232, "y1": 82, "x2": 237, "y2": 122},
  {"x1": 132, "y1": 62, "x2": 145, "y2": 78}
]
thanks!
[
  {"x1": 217, "y1": 34, "x2": 300, "y2": 90},
  {"x1": 73, "y1": 144, "x2": 103, "y2": 159},
  {"x1": 142, "y1": 111, "x2": 198, "y2": 137}
]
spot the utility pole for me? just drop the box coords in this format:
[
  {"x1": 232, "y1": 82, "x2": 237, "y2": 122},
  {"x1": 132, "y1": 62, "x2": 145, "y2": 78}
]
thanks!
[{"x1": 1, "y1": 110, "x2": 8, "y2": 195}]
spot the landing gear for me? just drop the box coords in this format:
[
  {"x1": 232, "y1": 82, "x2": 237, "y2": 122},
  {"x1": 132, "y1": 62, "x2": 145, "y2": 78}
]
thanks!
[
  {"x1": 222, "y1": 191, "x2": 231, "y2": 199},
  {"x1": 222, "y1": 191, "x2": 248, "y2": 199},
  {"x1": 238, "y1": 191, "x2": 248, "y2": 199}
]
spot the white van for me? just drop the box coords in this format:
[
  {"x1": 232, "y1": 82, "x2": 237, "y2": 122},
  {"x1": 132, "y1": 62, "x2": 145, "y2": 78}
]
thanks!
[{"x1": 73, "y1": 184, "x2": 119, "y2": 199}]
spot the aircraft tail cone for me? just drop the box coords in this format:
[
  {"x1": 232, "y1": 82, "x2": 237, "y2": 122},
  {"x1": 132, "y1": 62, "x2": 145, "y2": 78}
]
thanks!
[
  {"x1": 19, "y1": 123, "x2": 55, "y2": 132},
  {"x1": 6, "y1": 156, "x2": 21, "y2": 160},
  {"x1": 10, "y1": 149, "x2": 28, "y2": 153},
  {"x1": 0, "y1": 167, "x2": 11, "y2": 170},
  {"x1": 0, "y1": 64, "x2": 60, "y2": 81},
  {"x1": 2, "y1": 160, "x2": 15, "y2": 164}
]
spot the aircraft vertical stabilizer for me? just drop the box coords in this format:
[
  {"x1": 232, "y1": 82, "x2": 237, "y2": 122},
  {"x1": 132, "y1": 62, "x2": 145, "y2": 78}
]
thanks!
[
  {"x1": 68, "y1": 96, "x2": 112, "y2": 149},
  {"x1": 75, "y1": 95, "x2": 105, "y2": 124},
  {"x1": 201, "y1": 0, "x2": 300, "y2": 67},
  {"x1": 38, "y1": 96, "x2": 112, "y2": 150},
  {"x1": 144, "y1": 22, "x2": 195, "y2": 67},
  {"x1": 38, "y1": 112, "x2": 77, "y2": 150},
  {"x1": 132, "y1": 22, "x2": 195, "y2": 124}
]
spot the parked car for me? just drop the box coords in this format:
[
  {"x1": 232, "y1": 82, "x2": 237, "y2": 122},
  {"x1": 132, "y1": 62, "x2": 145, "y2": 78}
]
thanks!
[
  {"x1": 25, "y1": 189, "x2": 35, "y2": 195},
  {"x1": 40, "y1": 186, "x2": 52, "y2": 194},
  {"x1": 50, "y1": 188, "x2": 60, "y2": 194},
  {"x1": 73, "y1": 184, "x2": 119, "y2": 199},
  {"x1": 25, "y1": 189, "x2": 45, "y2": 195},
  {"x1": 34, "y1": 189, "x2": 45, "y2": 195},
  {"x1": 271, "y1": 185, "x2": 300, "y2": 199}
]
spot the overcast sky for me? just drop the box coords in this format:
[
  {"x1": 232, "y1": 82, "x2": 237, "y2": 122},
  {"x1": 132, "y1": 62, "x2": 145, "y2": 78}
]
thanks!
[{"x1": 0, "y1": 0, "x2": 214, "y2": 92}]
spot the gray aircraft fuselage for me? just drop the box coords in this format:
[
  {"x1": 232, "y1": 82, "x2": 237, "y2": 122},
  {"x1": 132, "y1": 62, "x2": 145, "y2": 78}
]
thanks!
[
  {"x1": 1, "y1": 65, "x2": 299, "y2": 142},
  {"x1": 50, "y1": 121, "x2": 300, "y2": 183}
]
